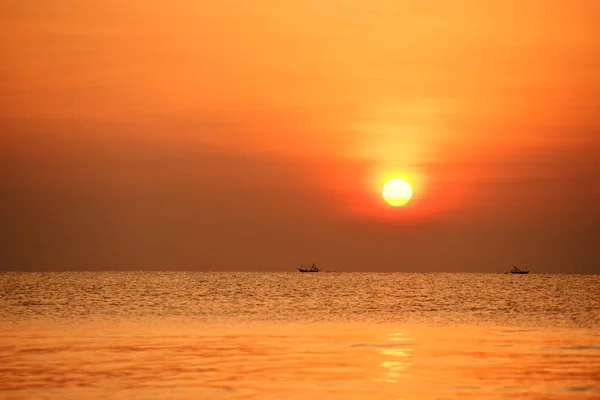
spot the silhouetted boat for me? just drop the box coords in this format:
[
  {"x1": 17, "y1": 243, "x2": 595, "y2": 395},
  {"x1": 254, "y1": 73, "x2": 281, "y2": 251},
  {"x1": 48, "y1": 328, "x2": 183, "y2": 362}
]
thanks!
[
  {"x1": 297, "y1": 263, "x2": 319, "y2": 273},
  {"x1": 510, "y1": 266, "x2": 529, "y2": 274}
]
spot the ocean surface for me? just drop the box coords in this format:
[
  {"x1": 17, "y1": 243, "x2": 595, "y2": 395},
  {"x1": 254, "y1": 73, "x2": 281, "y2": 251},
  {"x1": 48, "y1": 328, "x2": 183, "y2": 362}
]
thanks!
[{"x1": 1, "y1": 272, "x2": 599, "y2": 399}]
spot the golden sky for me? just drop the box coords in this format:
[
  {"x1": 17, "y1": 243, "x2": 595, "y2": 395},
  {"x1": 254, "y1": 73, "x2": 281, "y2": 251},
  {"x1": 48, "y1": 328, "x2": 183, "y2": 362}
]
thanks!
[{"x1": 1, "y1": 0, "x2": 599, "y2": 272}]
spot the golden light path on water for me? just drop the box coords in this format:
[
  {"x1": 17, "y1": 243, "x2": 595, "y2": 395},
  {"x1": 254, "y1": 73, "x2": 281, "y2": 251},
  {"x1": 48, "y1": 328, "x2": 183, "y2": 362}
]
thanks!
[
  {"x1": 1, "y1": 321, "x2": 599, "y2": 400},
  {"x1": 376, "y1": 331, "x2": 413, "y2": 384},
  {"x1": 1, "y1": 272, "x2": 599, "y2": 399}
]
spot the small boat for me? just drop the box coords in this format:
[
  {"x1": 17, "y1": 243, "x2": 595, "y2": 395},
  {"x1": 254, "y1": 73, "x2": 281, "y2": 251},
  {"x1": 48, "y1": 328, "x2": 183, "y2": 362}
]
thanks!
[
  {"x1": 510, "y1": 266, "x2": 529, "y2": 274},
  {"x1": 297, "y1": 263, "x2": 319, "y2": 273}
]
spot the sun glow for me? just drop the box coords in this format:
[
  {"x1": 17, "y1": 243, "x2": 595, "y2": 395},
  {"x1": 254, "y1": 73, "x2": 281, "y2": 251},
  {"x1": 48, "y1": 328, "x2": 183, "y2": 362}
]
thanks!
[{"x1": 382, "y1": 179, "x2": 413, "y2": 206}]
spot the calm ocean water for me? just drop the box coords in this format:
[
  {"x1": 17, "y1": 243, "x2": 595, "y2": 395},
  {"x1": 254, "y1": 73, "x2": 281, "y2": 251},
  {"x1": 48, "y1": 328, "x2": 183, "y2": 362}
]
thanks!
[{"x1": 1, "y1": 272, "x2": 599, "y2": 399}]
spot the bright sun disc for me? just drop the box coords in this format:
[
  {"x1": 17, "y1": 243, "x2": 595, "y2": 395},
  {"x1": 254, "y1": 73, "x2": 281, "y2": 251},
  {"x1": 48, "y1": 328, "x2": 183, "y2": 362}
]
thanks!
[{"x1": 382, "y1": 179, "x2": 413, "y2": 206}]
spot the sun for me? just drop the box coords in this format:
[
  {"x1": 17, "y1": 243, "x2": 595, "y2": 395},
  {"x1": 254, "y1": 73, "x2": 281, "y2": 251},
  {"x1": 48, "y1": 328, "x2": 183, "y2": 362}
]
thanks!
[{"x1": 382, "y1": 178, "x2": 413, "y2": 206}]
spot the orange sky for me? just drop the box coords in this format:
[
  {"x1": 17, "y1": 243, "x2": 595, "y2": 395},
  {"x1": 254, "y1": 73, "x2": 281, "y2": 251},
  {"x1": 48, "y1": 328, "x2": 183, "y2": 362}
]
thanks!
[{"x1": 1, "y1": 0, "x2": 599, "y2": 272}]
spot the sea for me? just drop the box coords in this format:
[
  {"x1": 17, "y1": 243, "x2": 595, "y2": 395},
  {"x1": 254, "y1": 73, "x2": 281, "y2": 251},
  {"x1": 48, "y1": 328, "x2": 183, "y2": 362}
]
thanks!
[{"x1": 1, "y1": 272, "x2": 599, "y2": 400}]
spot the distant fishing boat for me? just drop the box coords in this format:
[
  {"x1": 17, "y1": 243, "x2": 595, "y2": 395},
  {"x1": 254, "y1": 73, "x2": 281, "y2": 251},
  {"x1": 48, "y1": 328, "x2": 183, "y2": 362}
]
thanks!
[
  {"x1": 297, "y1": 263, "x2": 319, "y2": 273},
  {"x1": 510, "y1": 266, "x2": 529, "y2": 274}
]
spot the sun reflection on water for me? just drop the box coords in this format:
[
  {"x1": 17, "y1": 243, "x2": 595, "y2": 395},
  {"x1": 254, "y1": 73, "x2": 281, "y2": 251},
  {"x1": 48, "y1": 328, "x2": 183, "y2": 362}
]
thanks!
[{"x1": 375, "y1": 331, "x2": 413, "y2": 383}]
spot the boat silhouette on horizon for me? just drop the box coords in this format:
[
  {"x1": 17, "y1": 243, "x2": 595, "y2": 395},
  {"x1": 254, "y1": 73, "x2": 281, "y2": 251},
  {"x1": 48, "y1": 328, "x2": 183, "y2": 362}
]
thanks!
[
  {"x1": 510, "y1": 266, "x2": 529, "y2": 274},
  {"x1": 297, "y1": 263, "x2": 319, "y2": 273}
]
